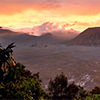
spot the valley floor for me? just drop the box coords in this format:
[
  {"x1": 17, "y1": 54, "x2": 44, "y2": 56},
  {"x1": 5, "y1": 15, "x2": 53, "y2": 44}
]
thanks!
[{"x1": 13, "y1": 44, "x2": 100, "y2": 91}]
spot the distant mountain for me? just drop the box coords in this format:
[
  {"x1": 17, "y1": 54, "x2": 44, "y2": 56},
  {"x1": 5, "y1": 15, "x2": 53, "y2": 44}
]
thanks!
[
  {"x1": 0, "y1": 29, "x2": 66, "y2": 47},
  {"x1": 66, "y1": 27, "x2": 100, "y2": 46},
  {"x1": 0, "y1": 28, "x2": 14, "y2": 36},
  {"x1": 0, "y1": 28, "x2": 22, "y2": 38},
  {"x1": 41, "y1": 33, "x2": 52, "y2": 37},
  {"x1": 0, "y1": 28, "x2": 12, "y2": 33}
]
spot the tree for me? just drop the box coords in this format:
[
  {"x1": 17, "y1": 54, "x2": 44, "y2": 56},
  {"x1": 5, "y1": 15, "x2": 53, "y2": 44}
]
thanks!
[
  {"x1": 90, "y1": 86, "x2": 100, "y2": 94},
  {"x1": 48, "y1": 72, "x2": 84, "y2": 99},
  {"x1": 77, "y1": 86, "x2": 87, "y2": 99},
  {"x1": 48, "y1": 72, "x2": 68, "y2": 99},
  {"x1": 64, "y1": 82, "x2": 79, "y2": 99}
]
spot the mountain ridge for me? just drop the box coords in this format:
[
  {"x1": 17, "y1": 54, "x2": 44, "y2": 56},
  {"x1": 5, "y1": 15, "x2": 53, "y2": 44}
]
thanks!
[{"x1": 0, "y1": 29, "x2": 65, "y2": 47}]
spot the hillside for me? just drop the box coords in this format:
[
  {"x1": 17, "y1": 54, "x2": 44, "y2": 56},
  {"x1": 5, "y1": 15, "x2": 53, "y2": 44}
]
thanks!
[{"x1": 66, "y1": 27, "x2": 100, "y2": 46}]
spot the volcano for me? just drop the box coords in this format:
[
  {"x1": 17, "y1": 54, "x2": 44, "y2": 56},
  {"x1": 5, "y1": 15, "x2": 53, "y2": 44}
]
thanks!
[{"x1": 66, "y1": 27, "x2": 100, "y2": 46}]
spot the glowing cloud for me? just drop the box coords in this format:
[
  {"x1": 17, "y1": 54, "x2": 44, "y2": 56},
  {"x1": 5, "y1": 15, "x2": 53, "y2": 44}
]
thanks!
[{"x1": 0, "y1": 0, "x2": 100, "y2": 34}]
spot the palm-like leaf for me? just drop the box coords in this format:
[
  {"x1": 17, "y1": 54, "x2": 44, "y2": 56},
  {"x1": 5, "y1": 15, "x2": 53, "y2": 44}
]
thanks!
[
  {"x1": 6, "y1": 42, "x2": 15, "y2": 50},
  {"x1": 0, "y1": 43, "x2": 15, "y2": 82},
  {"x1": 5, "y1": 42, "x2": 15, "y2": 54},
  {"x1": 0, "y1": 43, "x2": 15, "y2": 66}
]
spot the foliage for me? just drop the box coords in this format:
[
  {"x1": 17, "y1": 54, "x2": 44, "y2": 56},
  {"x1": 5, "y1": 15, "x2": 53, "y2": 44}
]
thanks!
[
  {"x1": 0, "y1": 77, "x2": 45, "y2": 99},
  {"x1": 0, "y1": 43, "x2": 15, "y2": 82},
  {"x1": 63, "y1": 82, "x2": 79, "y2": 99},
  {"x1": 0, "y1": 63, "x2": 46, "y2": 99},
  {"x1": 90, "y1": 86, "x2": 100, "y2": 94},
  {"x1": 48, "y1": 72, "x2": 68, "y2": 99},
  {"x1": 79, "y1": 86, "x2": 100, "y2": 100},
  {"x1": 48, "y1": 72, "x2": 83, "y2": 99},
  {"x1": 0, "y1": 43, "x2": 46, "y2": 99},
  {"x1": 76, "y1": 86, "x2": 87, "y2": 99},
  {"x1": 76, "y1": 87, "x2": 100, "y2": 100},
  {"x1": 84, "y1": 93, "x2": 100, "y2": 100},
  {"x1": 48, "y1": 72, "x2": 88, "y2": 100}
]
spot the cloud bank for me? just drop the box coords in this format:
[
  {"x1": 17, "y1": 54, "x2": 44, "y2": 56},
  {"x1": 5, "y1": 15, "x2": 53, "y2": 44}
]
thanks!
[{"x1": 17, "y1": 22, "x2": 80, "y2": 40}]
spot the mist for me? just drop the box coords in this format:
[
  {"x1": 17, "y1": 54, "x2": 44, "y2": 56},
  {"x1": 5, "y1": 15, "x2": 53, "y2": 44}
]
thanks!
[
  {"x1": 16, "y1": 22, "x2": 80, "y2": 40},
  {"x1": 1, "y1": 22, "x2": 80, "y2": 40}
]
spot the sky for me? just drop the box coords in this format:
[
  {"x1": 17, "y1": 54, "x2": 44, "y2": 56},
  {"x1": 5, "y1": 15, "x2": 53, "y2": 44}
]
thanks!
[{"x1": 0, "y1": 0, "x2": 100, "y2": 36}]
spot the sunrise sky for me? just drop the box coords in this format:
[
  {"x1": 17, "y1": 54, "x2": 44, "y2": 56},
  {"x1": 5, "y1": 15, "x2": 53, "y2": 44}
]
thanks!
[{"x1": 0, "y1": 0, "x2": 100, "y2": 35}]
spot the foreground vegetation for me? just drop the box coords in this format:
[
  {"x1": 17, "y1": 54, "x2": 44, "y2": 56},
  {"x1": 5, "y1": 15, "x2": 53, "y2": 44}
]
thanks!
[{"x1": 0, "y1": 43, "x2": 100, "y2": 99}]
